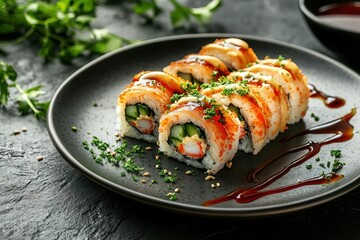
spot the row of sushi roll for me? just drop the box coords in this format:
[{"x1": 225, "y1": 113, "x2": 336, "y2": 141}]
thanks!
[{"x1": 116, "y1": 38, "x2": 309, "y2": 174}]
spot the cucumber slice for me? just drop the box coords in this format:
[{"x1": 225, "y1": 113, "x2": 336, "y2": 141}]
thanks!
[
  {"x1": 169, "y1": 137, "x2": 182, "y2": 147},
  {"x1": 170, "y1": 125, "x2": 185, "y2": 140},
  {"x1": 192, "y1": 78, "x2": 202, "y2": 86},
  {"x1": 228, "y1": 104, "x2": 243, "y2": 121},
  {"x1": 137, "y1": 104, "x2": 151, "y2": 116},
  {"x1": 125, "y1": 115, "x2": 137, "y2": 123},
  {"x1": 184, "y1": 123, "x2": 201, "y2": 137},
  {"x1": 177, "y1": 72, "x2": 193, "y2": 81},
  {"x1": 125, "y1": 105, "x2": 139, "y2": 119}
]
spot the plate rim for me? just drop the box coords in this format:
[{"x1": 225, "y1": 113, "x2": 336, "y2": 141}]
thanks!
[{"x1": 46, "y1": 33, "x2": 360, "y2": 218}]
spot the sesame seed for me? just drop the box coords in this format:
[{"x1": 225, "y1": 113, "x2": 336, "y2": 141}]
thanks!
[
  {"x1": 143, "y1": 172, "x2": 150, "y2": 177},
  {"x1": 205, "y1": 175, "x2": 215, "y2": 181},
  {"x1": 226, "y1": 161, "x2": 233, "y2": 168},
  {"x1": 167, "y1": 171, "x2": 172, "y2": 176},
  {"x1": 13, "y1": 130, "x2": 21, "y2": 135},
  {"x1": 145, "y1": 146, "x2": 152, "y2": 150},
  {"x1": 141, "y1": 179, "x2": 146, "y2": 183},
  {"x1": 211, "y1": 184, "x2": 215, "y2": 188},
  {"x1": 185, "y1": 170, "x2": 192, "y2": 175},
  {"x1": 155, "y1": 164, "x2": 160, "y2": 169},
  {"x1": 216, "y1": 182, "x2": 221, "y2": 187},
  {"x1": 174, "y1": 188, "x2": 180, "y2": 193},
  {"x1": 106, "y1": 148, "x2": 111, "y2": 153},
  {"x1": 163, "y1": 169, "x2": 168, "y2": 174},
  {"x1": 37, "y1": 156, "x2": 44, "y2": 161},
  {"x1": 155, "y1": 155, "x2": 160, "y2": 160},
  {"x1": 22, "y1": 127, "x2": 27, "y2": 132}
]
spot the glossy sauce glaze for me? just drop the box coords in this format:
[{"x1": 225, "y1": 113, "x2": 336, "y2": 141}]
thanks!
[
  {"x1": 308, "y1": 83, "x2": 346, "y2": 108},
  {"x1": 183, "y1": 54, "x2": 230, "y2": 76},
  {"x1": 317, "y1": 2, "x2": 360, "y2": 32},
  {"x1": 203, "y1": 88, "x2": 355, "y2": 206}
]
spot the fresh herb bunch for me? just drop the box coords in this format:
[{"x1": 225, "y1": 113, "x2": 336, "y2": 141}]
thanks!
[
  {"x1": 0, "y1": 0, "x2": 26, "y2": 37},
  {"x1": 0, "y1": 1, "x2": 223, "y2": 119},
  {"x1": 1, "y1": 0, "x2": 222, "y2": 62},
  {"x1": 0, "y1": 60, "x2": 49, "y2": 120},
  {"x1": 0, "y1": 0, "x2": 135, "y2": 63},
  {"x1": 132, "y1": 0, "x2": 222, "y2": 29}
]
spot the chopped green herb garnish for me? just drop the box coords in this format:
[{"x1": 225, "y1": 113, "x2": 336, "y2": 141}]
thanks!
[
  {"x1": 95, "y1": 157, "x2": 103, "y2": 164},
  {"x1": 188, "y1": 89, "x2": 201, "y2": 98},
  {"x1": 221, "y1": 87, "x2": 236, "y2": 96},
  {"x1": 170, "y1": 93, "x2": 184, "y2": 103},
  {"x1": 180, "y1": 82, "x2": 197, "y2": 92},
  {"x1": 164, "y1": 174, "x2": 178, "y2": 183},
  {"x1": 82, "y1": 141, "x2": 90, "y2": 150},
  {"x1": 311, "y1": 113, "x2": 320, "y2": 121},
  {"x1": 159, "y1": 169, "x2": 178, "y2": 183},
  {"x1": 131, "y1": 144, "x2": 145, "y2": 156},
  {"x1": 204, "y1": 105, "x2": 217, "y2": 119},
  {"x1": 211, "y1": 70, "x2": 218, "y2": 79},
  {"x1": 327, "y1": 161, "x2": 331, "y2": 168},
  {"x1": 132, "y1": 176, "x2": 139, "y2": 182},
  {"x1": 91, "y1": 136, "x2": 109, "y2": 151},
  {"x1": 306, "y1": 164, "x2": 312, "y2": 170},
  {"x1": 123, "y1": 158, "x2": 144, "y2": 174},
  {"x1": 332, "y1": 159, "x2": 345, "y2": 172},
  {"x1": 277, "y1": 55, "x2": 285, "y2": 61},
  {"x1": 330, "y1": 149, "x2": 342, "y2": 158},
  {"x1": 166, "y1": 192, "x2": 177, "y2": 201}
]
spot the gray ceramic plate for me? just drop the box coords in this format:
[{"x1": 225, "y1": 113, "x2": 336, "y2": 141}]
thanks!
[{"x1": 47, "y1": 34, "x2": 360, "y2": 218}]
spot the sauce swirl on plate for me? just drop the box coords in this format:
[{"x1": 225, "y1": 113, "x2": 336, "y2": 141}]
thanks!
[{"x1": 203, "y1": 85, "x2": 355, "y2": 206}]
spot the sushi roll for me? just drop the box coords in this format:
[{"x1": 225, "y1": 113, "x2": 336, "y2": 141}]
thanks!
[
  {"x1": 116, "y1": 71, "x2": 187, "y2": 142},
  {"x1": 200, "y1": 80, "x2": 269, "y2": 154},
  {"x1": 228, "y1": 71, "x2": 289, "y2": 142},
  {"x1": 158, "y1": 95, "x2": 244, "y2": 174},
  {"x1": 199, "y1": 38, "x2": 258, "y2": 71},
  {"x1": 163, "y1": 54, "x2": 230, "y2": 84},
  {"x1": 246, "y1": 57, "x2": 309, "y2": 123}
]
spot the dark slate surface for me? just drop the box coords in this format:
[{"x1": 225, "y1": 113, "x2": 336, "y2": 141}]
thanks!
[{"x1": 1, "y1": 1, "x2": 360, "y2": 239}]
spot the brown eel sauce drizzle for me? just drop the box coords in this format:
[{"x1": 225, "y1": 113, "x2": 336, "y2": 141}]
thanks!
[
  {"x1": 203, "y1": 86, "x2": 355, "y2": 206},
  {"x1": 308, "y1": 83, "x2": 345, "y2": 108}
]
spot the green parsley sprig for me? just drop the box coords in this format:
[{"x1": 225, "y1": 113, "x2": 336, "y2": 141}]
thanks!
[
  {"x1": 1, "y1": 0, "x2": 222, "y2": 62},
  {"x1": 0, "y1": 0, "x2": 136, "y2": 63},
  {"x1": 0, "y1": 60, "x2": 49, "y2": 120},
  {"x1": 132, "y1": 0, "x2": 222, "y2": 29}
]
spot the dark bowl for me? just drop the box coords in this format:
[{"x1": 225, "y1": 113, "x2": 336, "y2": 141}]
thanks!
[{"x1": 299, "y1": 0, "x2": 360, "y2": 61}]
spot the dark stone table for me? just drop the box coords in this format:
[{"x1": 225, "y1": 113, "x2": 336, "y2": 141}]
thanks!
[{"x1": 1, "y1": 1, "x2": 359, "y2": 239}]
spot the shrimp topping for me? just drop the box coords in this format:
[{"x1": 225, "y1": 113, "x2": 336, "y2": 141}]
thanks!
[{"x1": 176, "y1": 135, "x2": 207, "y2": 160}]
